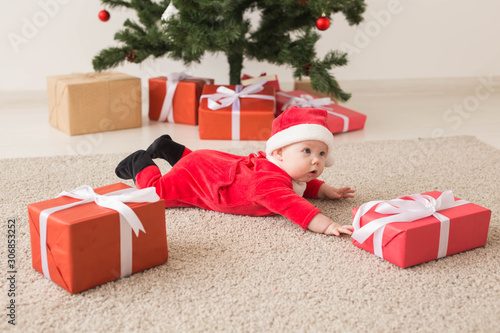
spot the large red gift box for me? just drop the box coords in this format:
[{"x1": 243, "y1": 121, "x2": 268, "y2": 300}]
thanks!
[
  {"x1": 351, "y1": 191, "x2": 491, "y2": 268},
  {"x1": 199, "y1": 82, "x2": 275, "y2": 140},
  {"x1": 28, "y1": 183, "x2": 168, "y2": 294},
  {"x1": 149, "y1": 75, "x2": 214, "y2": 125},
  {"x1": 276, "y1": 90, "x2": 366, "y2": 134}
]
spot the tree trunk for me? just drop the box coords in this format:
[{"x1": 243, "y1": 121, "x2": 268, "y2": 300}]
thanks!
[{"x1": 227, "y1": 50, "x2": 243, "y2": 85}]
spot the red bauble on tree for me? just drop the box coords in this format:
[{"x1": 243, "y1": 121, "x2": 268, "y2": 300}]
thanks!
[
  {"x1": 316, "y1": 13, "x2": 330, "y2": 31},
  {"x1": 98, "y1": 10, "x2": 110, "y2": 22}
]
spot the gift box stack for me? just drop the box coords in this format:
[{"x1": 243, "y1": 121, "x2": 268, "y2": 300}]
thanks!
[
  {"x1": 47, "y1": 70, "x2": 367, "y2": 140},
  {"x1": 28, "y1": 183, "x2": 168, "y2": 294},
  {"x1": 149, "y1": 72, "x2": 279, "y2": 140},
  {"x1": 351, "y1": 191, "x2": 491, "y2": 268}
]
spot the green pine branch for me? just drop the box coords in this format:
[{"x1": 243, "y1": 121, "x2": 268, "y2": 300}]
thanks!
[
  {"x1": 92, "y1": 47, "x2": 130, "y2": 70},
  {"x1": 93, "y1": 0, "x2": 366, "y2": 101}
]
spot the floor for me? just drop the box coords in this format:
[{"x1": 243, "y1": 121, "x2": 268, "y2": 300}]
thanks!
[{"x1": 1, "y1": 77, "x2": 499, "y2": 159}]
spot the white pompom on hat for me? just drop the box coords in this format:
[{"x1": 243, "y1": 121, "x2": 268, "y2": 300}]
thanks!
[{"x1": 265, "y1": 106, "x2": 335, "y2": 167}]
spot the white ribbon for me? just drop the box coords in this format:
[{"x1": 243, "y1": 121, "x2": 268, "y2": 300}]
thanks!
[
  {"x1": 159, "y1": 72, "x2": 211, "y2": 122},
  {"x1": 200, "y1": 78, "x2": 275, "y2": 140},
  {"x1": 352, "y1": 190, "x2": 469, "y2": 259},
  {"x1": 277, "y1": 92, "x2": 349, "y2": 132},
  {"x1": 38, "y1": 185, "x2": 160, "y2": 280}
]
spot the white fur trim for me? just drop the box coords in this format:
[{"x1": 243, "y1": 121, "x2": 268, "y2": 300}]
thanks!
[{"x1": 265, "y1": 123, "x2": 334, "y2": 167}]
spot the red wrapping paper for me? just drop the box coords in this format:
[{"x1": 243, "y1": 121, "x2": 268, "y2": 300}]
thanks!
[
  {"x1": 148, "y1": 76, "x2": 214, "y2": 125},
  {"x1": 198, "y1": 84, "x2": 276, "y2": 140},
  {"x1": 276, "y1": 90, "x2": 366, "y2": 133},
  {"x1": 28, "y1": 183, "x2": 167, "y2": 293},
  {"x1": 352, "y1": 191, "x2": 491, "y2": 268}
]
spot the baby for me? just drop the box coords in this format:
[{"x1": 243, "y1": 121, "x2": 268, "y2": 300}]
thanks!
[{"x1": 116, "y1": 107, "x2": 354, "y2": 236}]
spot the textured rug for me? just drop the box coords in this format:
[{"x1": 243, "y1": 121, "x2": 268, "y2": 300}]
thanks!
[{"x1": 1, "y1": 136, "x2": 499, "y2": 332}]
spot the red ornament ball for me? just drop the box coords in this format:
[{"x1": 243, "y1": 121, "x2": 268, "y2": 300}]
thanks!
[
  {"x1": 98, "y1": 10, "x2": 110, "y2": 22},
  {"x1": 316, "y1": 15, "x2": 330, "y2": 31}
]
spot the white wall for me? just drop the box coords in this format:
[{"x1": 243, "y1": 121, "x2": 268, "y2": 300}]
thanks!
[{"x1": 1, "y1": 0, "x2": 500, "y2": 92}]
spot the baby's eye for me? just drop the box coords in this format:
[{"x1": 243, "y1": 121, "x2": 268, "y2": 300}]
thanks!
[
  {"x1": 319, "y1": 151, "x2": 326, "y2": 157},
  {"x1": 303, "y1": 148, "x2": 311, "y2": 154}
]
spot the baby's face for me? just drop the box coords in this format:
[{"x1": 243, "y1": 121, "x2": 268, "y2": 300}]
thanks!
[{"x1": 276, "y1": 140, "x2": 328, "y2": 182}]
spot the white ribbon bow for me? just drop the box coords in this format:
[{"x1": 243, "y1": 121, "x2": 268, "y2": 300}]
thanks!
[
  {"x1": 38, "y1": 185, "x2": 160, "y2": 280},
  {"x1": 352, "y1": 190, "x2": 469, "y2": 259},
  {"x1": 200, "y1": 78, "x2": 275, "y2": 140},
  {"x1": 204, "y1": 78, "x2": 272, "y2": 110},
  {"x1": 277, "y1": 91, "x2": 349, "y2": 132}
]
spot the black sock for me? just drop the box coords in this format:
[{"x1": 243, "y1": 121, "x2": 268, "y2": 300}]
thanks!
[
  {"x1": 115, "y1": 150, "x2": 155, "y2": 180},
  {"x1": 146, "y1": 135, "x2": 186, "y2": 166}
]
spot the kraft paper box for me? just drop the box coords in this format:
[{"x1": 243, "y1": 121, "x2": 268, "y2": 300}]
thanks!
[
  {"x1": 47, "y1": 72, "x2": 142, "y2": 136},
  {"x1": 241, "y1": 73, "x2": 281, "y2": 92},
  {"x1": 276, "y1": 90, "x2": 366, "y2": 133},
  {"x1": 199, "y1": 84, "x2": 275, "y2": 140},
  {"x1": 294, "y1": 79, "x2": 339, "y2": 104},
  {"x1": 148, "y1": 76, "x2": 214, "y2": 125},
  {"x1": 351, "y1": 191, "x2": 491, "y2": 268},
  {"x1": 28, "y1": 183, "x2": 167, "y2": 294}
]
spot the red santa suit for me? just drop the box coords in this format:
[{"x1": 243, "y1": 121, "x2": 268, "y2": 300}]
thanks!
[
  {"x1": 125, "y1": 107, "x2": 336, "y2": 231},
  {"x1": 135, "y1": 150, "x2": 324, "y2": 230}
]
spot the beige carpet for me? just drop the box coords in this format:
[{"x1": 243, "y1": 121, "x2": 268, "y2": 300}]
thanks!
[{"x1": 1, "y1": 136, "x2": 499, "y2": 332}]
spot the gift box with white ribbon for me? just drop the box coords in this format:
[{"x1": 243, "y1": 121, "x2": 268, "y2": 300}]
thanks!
[
  {"x1": 149, "y1": 73, "x2": 214, "y2": 125},
  {"x1": 351, "y1": 191, "x2": 491, "y2": 268},
  {"x1": 276, "y1": 90, "x2": 366, "y2": 134},
  {"x1": 28, "y1": 183, "x2": 167, "y2": 294},
  {"x1": 199, "y1": 78, "x2": 276, "y2": 140}
]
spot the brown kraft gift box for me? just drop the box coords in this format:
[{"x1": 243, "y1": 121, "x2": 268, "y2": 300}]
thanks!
[
  {"x1": 47, "y1": 72, "x2": 142, "y2": 136},
  {"x1": 294, "y1": 79, "x2": 340, "y2": 104}
]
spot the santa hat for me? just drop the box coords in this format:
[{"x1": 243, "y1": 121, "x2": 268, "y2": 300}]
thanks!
[{"x1": 265, "y1": 107, "x2": 335, "y2": 167}]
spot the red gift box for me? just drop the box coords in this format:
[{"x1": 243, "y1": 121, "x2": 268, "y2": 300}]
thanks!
[
  {"x1": 149, "y1": 74, "x2": 214, "y2": 125},
  {"x1": 241, "y1": 73, "x2": 281, "y2": 92},
  {"x1": 351, "y1": 191, "x2": 491, "y2": 268},
  {"x1": 199, "y1": 81, "x2": 275, "y2": 140},
  {"x1": 28, "y1": 183, "x2": 167, "y2": 294},
  {"x1": 276, "y1": 90, "x2": 366, "y2": 133}
]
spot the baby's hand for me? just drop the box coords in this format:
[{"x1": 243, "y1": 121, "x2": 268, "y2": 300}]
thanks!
[
  {"x1": 320, "y1": 185, "x2": 355, "y2": 200},
  {"x1": 324, "y1": 222, "x2": 354, "y2": 236},
  {"x1": 308, "y1": 213, "x2": 354, "y2": 237}
]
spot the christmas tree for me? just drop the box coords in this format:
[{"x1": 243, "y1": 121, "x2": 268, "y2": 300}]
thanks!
[{"x1": 93, "y1": 0, "x2": 366, "y2": 102}]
